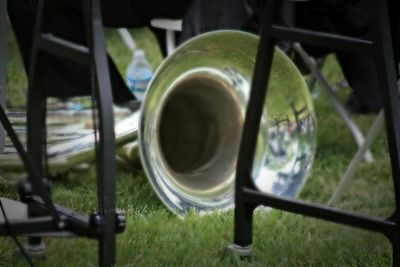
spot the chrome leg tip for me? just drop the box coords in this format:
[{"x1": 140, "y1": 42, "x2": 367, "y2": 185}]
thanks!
[
  {"x1": 223, "y1": 244, "x2": 252, "y2": 260},
  {"x1": 21, "y1": 241, "x2": 47, "y2": 259}
]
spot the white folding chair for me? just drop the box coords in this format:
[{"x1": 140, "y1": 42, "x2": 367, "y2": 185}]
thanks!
[
  {"x1": 150, "y1": 19, "x2": 182, "y2": 56},
  {"x1": 118, "y1": 19, "x2": 182, "y2": 56},
  {"x1": 293, "y1": 43, "x2": 390, "y2": 205},
  {"x1": 294, "y1": 43, "x2": 374, "y2": 163}
]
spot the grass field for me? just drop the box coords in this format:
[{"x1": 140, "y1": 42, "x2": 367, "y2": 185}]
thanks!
[{"x1": 0, "y1": 26, "x2": 395, "y2": 266}]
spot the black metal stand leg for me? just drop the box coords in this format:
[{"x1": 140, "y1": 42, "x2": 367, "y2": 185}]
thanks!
[
  {"x1": 23, "y1": 182, "x2": 48, "y2": 259},
  {"x1": 229, "y1": 0, "x2": 400, "y2": 265},
  {"x1": 0, "y1": 0, "x2": 119, "y2": 265},
  {"x1": 83, "y1": 1, "x2": 117, "y2": 266},
  {"x1": 391, "y1": 236, "x2": 400, "y2": 267},
  {"x1": 234, "y1": 203, "x2": 254, "y2": 248},
  {"x1": 226, "y1": 0, "x2": 278, "y2": 259},
  {"x1": 224, "y1": 203, "x2": 253, "y2": 259},
  {"x1": 25, "y1": 58, "x2": 48, "y2": 259},
  {"x1": 22, "y1": 237, "x2": 47, "y2": 259},
  {"x1": 370, "y1": 1, "x2": 400, "y2": 265},
  {"x1": 0, "y1": 0, "x2": 6, "y2": 153},
  {"x1": 24, "y1": 0, "x2": 59, "y2": 256},
  {"x1": 1, "y1": 0, "x2": 47, "y2": 248},
  {"x1": 371, "y1": 0, "x2": 400, "y2": 213}
]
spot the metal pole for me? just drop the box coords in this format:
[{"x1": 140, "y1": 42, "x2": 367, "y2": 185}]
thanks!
[
  {"x1": 328, "y1": 110, "x2": 384, "y2": 205},
  {"x1": 293, "y1": 43, "x2": 374, "y2": 163},
  {"x1": 0, "y1": 0, "x2": 7, "y2": 153}
]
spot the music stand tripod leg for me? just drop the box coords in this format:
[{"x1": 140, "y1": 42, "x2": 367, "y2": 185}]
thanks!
[
  {"x1": 225, "y1": 0, "x2": 278, "y2": 260},
  {"x1": 0, "y1": 0, "x2": 6, "y2": 153}
]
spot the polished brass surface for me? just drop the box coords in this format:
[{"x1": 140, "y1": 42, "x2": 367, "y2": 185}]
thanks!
[{"x1": 140, "y1": 31, "x2": 316, "y2": 215}]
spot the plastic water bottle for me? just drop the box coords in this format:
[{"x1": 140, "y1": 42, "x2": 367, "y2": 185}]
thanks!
[{"x1": 126, "y1": 50, "x2": 153, "y2": 101}]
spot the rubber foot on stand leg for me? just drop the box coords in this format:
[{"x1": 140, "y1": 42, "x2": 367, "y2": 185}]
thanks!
[
  {"x1": 223, "y1": 244, "x2": 252, "y2": 261},
  {"x1": 21, "y1": 241, "x2": 47, "y2": 259}
]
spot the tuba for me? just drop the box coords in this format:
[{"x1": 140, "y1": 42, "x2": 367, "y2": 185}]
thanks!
[{"x1": 0, "y1": 31, "x2": 316, "y2": 216}]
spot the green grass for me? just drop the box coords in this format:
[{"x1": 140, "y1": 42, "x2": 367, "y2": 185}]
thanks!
[{"x1": 0, "y1": 27, "x2": 395, "y2": 266}]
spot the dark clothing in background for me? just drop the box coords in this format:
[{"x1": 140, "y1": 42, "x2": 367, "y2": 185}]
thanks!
[
  {"x1": 8, "y1": 0, "x2": 192, "y2": 101},
  {"x1": 180, "y1": 0, "x2": 295, "y2": 52},
  {"x1": 180, "y1": 0, "x2": 251, "y2": 42},
  {"x1": 8, "y1": 0, "x2": 399, "y2": 112},
  {"x1": 295, "y1": 0, "x2": 400, "y2": 112},
  {"x1": 180, "y1": 0, "x2": 399, "y2": 112}
]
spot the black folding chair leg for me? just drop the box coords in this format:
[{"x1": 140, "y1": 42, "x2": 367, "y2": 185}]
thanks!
[{"x1": 228, "y1": 0, "x2": 400, "y2": 265}]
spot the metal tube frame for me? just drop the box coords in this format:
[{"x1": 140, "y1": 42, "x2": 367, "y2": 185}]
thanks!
[
  {"x1": 329, "y1": 110, "x2": 385, "y2": 205},
  {"x1": 0, "y1": 0, "x2": 6, "y2": 153},
  {"x1": 229, "y1": 0, "x2": 400, "y2": 265},
  {"x1": 293, "y1": 43, "x2": 374, "y2": 163},
  {"x1": 0, "y1": 0, "x2": 123, "y2": 266}
]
